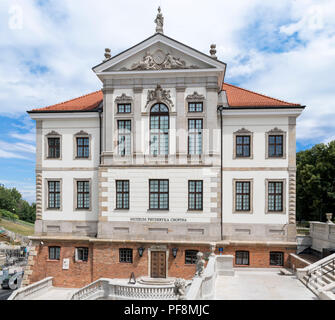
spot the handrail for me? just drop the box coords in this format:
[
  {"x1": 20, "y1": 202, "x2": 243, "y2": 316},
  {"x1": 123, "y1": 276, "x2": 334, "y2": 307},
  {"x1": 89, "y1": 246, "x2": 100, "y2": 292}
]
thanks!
[
  {"x1": 8, "y1": 277, "x2": 53, "y2": 300},
  {"x1": 305, "y1": 253, "x2": 335, "y2": 273}
]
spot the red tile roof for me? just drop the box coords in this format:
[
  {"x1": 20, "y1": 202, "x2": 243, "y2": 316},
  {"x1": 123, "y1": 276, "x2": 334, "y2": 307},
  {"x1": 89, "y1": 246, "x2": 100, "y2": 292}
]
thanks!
[
  {"x1": 29, "y1": 83, "x2": 300, "y2": 112},
  {"x1": 222, "y1": 83, "x2": 300, "y2": 107},
  {"x1": 30, "y1": 90, "x2": 103, "y2": 112}
]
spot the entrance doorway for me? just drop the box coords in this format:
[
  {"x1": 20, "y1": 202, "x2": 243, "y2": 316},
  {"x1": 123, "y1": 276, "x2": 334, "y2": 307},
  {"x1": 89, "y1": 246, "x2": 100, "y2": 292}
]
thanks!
[{"x1": 150, "y1": 251, "x2": 166, "y2": 278}]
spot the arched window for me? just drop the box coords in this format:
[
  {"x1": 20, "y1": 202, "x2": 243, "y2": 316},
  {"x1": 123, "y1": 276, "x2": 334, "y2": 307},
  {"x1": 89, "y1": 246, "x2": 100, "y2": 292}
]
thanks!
[{"x1": 150, "y1": 103, "x2": 169, "y2": 156}]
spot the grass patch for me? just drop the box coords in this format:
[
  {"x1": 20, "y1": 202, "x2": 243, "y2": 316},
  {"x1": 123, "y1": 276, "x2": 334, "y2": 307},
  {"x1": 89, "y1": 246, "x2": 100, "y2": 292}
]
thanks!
[{"x1": 0, "y1": 219, "x2": 34, "y2": 236}]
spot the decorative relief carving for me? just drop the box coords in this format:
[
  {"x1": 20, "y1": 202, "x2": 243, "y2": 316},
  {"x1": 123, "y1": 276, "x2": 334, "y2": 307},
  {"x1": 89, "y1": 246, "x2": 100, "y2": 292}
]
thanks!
[
  {"x1": 120, "y1": 50, "x2": 200, "y2": 71},
  {"x1": 46, "y1": 130, "x2": 60, "y2": 136},
  {"x1": 268, "y1": 127, "x2": 285, "y2": 134},
  {"x1": 234, "y1": 128, "x2": 252, "y2": 134},
  {"x1": 115, "y1": 93, "x2": 133, "y2": 103},
  {"x1": 75, "y1": 130, "x2": 89, "y2": 136},
  {"x1": 186, "y1": 91, "x2": 205, "y2": 102},
  {"x1": 146, "y1": 84, "x2": 174, "y2": 108}
]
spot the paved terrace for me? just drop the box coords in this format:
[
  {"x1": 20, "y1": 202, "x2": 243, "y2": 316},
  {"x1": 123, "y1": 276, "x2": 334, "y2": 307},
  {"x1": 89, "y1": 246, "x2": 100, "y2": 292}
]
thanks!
[{"x1": 215, "y1": 268, "x2": 317, "y2": 300}]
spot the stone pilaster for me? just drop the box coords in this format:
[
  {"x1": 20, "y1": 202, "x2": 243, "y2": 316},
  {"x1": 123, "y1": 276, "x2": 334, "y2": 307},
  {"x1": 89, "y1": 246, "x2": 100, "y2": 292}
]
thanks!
[
  {"x1": 35, "y1": 171, "x2": 42, "y2": 220},
  {"x1": 22, "y1": 244, "x2": 38, "y2": 287}
]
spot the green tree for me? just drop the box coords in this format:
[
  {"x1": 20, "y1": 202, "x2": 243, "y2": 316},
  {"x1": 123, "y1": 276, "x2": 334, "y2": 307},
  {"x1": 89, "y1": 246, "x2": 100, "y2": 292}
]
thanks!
[{"x1": 297, "y1": 141, "x2": 335, "y2": 222}]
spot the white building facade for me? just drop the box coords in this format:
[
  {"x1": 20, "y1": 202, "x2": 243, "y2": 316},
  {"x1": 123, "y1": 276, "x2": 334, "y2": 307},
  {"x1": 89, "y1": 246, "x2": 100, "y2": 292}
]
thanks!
[{"x1": 25, "y1": 11, "x2": 304, "y2": 287}]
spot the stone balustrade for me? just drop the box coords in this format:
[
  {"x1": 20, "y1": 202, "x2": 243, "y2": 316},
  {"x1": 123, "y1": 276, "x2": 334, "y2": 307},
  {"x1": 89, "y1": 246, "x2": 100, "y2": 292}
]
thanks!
[{"x1": 8, "y1": 277, "x2": 53, "y2": 300}]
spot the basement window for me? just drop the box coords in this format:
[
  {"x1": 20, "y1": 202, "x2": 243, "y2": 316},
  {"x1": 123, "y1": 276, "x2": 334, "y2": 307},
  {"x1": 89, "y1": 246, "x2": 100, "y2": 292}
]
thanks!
[
  {"x1": 48, "y1": 247, "x2": 60, "y2": 260},
  {"x1": 75, "y1": 247, "x2": 89, "y2": 262},
  {"x1": 235, "y1": 251, "x2": 249, "y2": 265},
  {"x1": 185, "y1": 250, "x2": 198, "y2": 265},
  {"x1": 119, "y1": 248, "x2": 133, "y2": 263},
  {"x1": 270, "y1": 252, "x2": 284, "y2": 266}
]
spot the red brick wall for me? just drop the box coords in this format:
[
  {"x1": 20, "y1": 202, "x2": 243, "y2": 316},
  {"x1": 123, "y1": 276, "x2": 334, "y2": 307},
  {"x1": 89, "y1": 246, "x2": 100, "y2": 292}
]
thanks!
[
  {"x1": 27, "y1": 241, "x2": 296, "y2": 288},
  {"x1": 288, "y1": 253, "x2": 310, "y2": 270}
]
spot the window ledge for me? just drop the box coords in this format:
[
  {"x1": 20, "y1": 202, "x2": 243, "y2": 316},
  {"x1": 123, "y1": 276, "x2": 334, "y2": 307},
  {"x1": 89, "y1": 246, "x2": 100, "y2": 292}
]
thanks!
[
  {"x1": 114, "y1": 208, "x2": 130, "y2": 211},
  {"x1": 147, "y1": 209, "x2": 169, "y2": 212},
  {"x1": 187, "y1": 210, "x2": 203, "y2": 213}
]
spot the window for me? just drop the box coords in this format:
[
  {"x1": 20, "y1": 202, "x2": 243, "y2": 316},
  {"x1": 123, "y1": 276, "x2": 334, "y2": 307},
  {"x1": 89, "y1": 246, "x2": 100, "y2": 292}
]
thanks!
[
  {"x1": 149, "y1": 180, "x2": 169, "y2": 210},
  {"x1": 117, "y1": 103, "x2": 131, "y2": 113},
  {"x1": 48, "y1": 247, "x2": 60, "y2": 260},
  {"x1": 76, "y1": 247, "x2": 89, "y2": 262},
  {"x1": 268, "y1": 182, "x2": 283, "y2": 212},
  {"x1": 48, "y1": 181, "x2": 60, "y2": 209},
  {"x1": 270, "y1": 252, "x2": 284, "y2": 266},
  {"x1": 185, "y1": 250, "x2": 198, "y2": 264},
  {"x1": 235, "y1": 251, "x2": 249, "y2": 265},
  {"x1": 150, "y1": 104, "x2": 169, "y2": 156},
  {"x1": 188, "y1": 181, "x2": 203, "y2": 210},
  {"x1": 119, "y1": 248, "x2": 133, "y2": 263},
  {"x1": 118, "y1": 120, "x2": 131, "y2": 156},
  {"x1": 116, "y1": 180, "x2": 129, "y2": 209},
  {"x1": 236, "y1": 136, "x2": 250, "y2": 157},
  {"x1": 235, "y1": 181, "x2": 250, "y2": 211},
  {"x1": 77, "y1": 181, "x2": 90, "y2": 209},
  {"x1": 268, "y1": 135, "x2": 283, "y2": 157},
  {"x1": 76, "y1": 137, "x2": 89, "y2": 158},
  {"x1": 188, "y1": 102, "x2": 203, "y2": 112},
  {"x1": 48, "y1": 137, "x2": 60, "y2": 158},
  {"x1": 188, "y1": 119, "x2": 203, "y2": 155}
]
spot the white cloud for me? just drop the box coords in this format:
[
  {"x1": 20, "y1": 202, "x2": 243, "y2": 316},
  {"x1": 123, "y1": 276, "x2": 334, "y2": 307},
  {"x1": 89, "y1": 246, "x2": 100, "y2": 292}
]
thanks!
[
  {"x1": 0, "y1": 149, "x2": 29, "y2": 160},
  {"x1": 0, "y1": 0, "x2": 334, "y2": 145},
  {"x1": 1, "y1": 179, "x2": 35, "y2": 204}
]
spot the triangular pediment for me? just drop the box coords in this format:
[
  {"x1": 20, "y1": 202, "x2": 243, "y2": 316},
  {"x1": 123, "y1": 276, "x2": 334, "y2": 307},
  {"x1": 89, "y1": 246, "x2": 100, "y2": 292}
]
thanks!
[{"x1": 93, "y1": 33, "x2": 226, "y2": 74}]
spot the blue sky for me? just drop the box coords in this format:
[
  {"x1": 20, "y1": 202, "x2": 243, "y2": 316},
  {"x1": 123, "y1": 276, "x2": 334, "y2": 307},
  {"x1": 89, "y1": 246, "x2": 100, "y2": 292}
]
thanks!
[{"x1": 0, "y1": 0, "x2": 335, "y2": 203}]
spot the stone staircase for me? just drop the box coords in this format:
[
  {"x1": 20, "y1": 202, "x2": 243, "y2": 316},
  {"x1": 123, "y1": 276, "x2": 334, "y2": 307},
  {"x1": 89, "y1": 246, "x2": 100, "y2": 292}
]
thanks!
[{"x1": 297, "y1": 253, "x2": 335, "y2": 299}]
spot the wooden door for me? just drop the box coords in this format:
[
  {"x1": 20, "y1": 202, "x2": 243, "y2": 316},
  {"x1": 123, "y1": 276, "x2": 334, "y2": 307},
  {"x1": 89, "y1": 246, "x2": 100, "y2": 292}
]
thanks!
[{"x1": 151, "y1": 251, "x2": 166, "y2": 278}]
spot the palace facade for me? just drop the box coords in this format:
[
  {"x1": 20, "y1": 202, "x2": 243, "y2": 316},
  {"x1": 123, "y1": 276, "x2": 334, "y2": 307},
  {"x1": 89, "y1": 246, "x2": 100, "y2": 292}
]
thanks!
[{"x1": 24, "y1": 9, "x2": 304, "y2": 288}]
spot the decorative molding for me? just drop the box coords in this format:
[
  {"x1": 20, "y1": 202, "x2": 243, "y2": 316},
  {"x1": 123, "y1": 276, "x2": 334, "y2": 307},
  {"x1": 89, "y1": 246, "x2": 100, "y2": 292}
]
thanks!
[
  {"x1": 234, "y1": 128, "x2": 252, "y2": 134},
  {"x1": 46, "y1": 130, "x2": 60, "y2": 136},
  {"x1": 288, "y1": 171, "x2": 296, "y2": 224},
  {"x1": 268, "y1": 127, "x2": 285, "y2": 134},
  {"x1": 120, "y1": 50, "x2": 200, "y2": 71},
  {"x1": 74, "y1": 130, "x2": 89, "y2": 136},
  {"x1": 186, "y1": 91, "x2": 205, "y2": 102},
  {"x1": 36, "y1": 173, "x2": 42, "y2": 220},
  {"x1": 146, "y1": 84, "x2": 174, "y2": 108},
  {"x1": 115, "y1": 93, "x2": 133, "y2": 104}
]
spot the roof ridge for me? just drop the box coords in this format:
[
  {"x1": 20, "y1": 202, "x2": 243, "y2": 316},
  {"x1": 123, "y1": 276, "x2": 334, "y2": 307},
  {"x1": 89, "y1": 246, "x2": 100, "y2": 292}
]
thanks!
[{"x1": 223, "y1": 83, "x2": 300, "y2": 106}]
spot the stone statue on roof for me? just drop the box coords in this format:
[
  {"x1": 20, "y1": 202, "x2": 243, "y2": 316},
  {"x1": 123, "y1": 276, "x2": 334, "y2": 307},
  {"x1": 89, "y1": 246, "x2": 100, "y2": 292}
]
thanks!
[{"x1": 155, "y1": 6, "x2": 164, "y2": 34}]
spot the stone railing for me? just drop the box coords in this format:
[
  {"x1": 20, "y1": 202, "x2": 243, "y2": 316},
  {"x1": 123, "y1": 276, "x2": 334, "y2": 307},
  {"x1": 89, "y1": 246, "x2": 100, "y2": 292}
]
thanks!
[
  {"x1": 70, "y1": 279, "x2": 178, "y2": 300},
  {"x1": 185, "y1": 254, "x2": 234, "y2": 300},
  {"x1": 8, "y1": 277, "x2": 53, "y2": 300},
  {"x1": 319, "y1": 282, "x2": 335, "y2": 300},
  {"x1": 309, "y1": 221, "x2": 335, "y2": 253}
]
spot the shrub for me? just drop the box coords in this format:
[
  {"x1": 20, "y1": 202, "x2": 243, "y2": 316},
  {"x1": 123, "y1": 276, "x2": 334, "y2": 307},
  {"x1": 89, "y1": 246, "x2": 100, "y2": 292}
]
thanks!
[{"x1": 0, "y1": 209, "x2": 18, "y2": 221}]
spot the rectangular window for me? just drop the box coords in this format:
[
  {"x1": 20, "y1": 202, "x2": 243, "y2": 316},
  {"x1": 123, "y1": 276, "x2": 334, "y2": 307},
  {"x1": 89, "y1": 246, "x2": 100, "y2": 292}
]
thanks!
[
  {"x1": 188, "y1": 119, "x2": 203, "y2": 155},
  {"x1": 235, "y1": 251, "x2": 249, "y2": 265},
  {"x1": 268, "y1": 182, "x2": 283, "y2": 212},
  {"x1": 185, "y1": 250, "x2": 198, "y2": 264},
  {"x1": 188, "y1": 102, "x2": 203, "y2": 112},
  {"x1": 119, "y1": 248, "x2": 133, "y2": 263},
  {"x1": 270, "y1": 252, "x2": 284, "y2": 266},
  {"x1": 48, "y1": 137, "x2": 60, "y2": 158},
  {"x1": 48, "y1": 246, "x2": 60, "y2": 260},
  {"x1": 235, "y1": 181, "x2": 250, "y2": 211},
  {"x1": 118, "y1": 120, "x2": 131, "y2": 156},
  {"x1": 149, "y1": 180, "x2": 169, "y2": 210},
  {"x1": 236, "y1": 135, "x2": 250, "y2": 157},
  {"x1": 188, "y1": 181, "x2": 203, "y2": 210},
  {"x1": 48, "y1": 181, "x2": 60, "y2": 209},
  {"x1": 76, "y1": 247, "x2": 89, "y2": 262},
  {"x1": 77, "y1": 181, "x2": 90, "y2": 209},
  {"x1": 268, "y1": 135, "x2": 283, "y2": 157},
  {"x1": 117, "y1": 104, "x2": 131, "y2": 113},
  {"x1": 76, "y1": 137, "x2": 89, "y2": 158},
  {"x1": 116, "y1": 180, "x2": 129, "y2": 209}
]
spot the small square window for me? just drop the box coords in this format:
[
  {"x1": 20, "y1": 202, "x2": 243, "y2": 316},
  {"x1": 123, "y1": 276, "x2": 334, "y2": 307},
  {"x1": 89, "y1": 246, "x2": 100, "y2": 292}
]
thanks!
[
  {"x1": 48, "y1": 247, "x2": 60, "y2": 260},
  {"x1": 270, "y1": 252, "x2": 284, "y2": 266},
  {"x1": 119, "y1": 248, "x2": 133, "y2": 263},
  {"x1": 118, "y1": 104, "x2": 131, "y2": 113},
  {"x1": 235, "y1": 251, "x2": 249, "y2": 265},
  {"x1": 76, "y1": 247, "x2": 89, "y2": 262},
  {"x1": 188, "y1": 102, "x2": 203, "y2": 112},
  {"x1": 185, "y1": 250, "x2": 198, "y2": 264}
]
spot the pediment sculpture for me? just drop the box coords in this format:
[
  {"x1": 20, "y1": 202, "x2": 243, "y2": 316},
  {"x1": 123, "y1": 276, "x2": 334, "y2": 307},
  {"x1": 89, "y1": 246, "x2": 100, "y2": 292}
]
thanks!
[
  {"x1": 115, "y1": 93, "x2": 133, "y2": 103},
  {"x1": 120, "y1": 50, "x2": 200, "y2": 71},
  {"x1": 146, "y1": 85, "x2": 174, "y2": 108},
  {"x1": 186, "y1": 91, "x2": 205, "y2": 102}
]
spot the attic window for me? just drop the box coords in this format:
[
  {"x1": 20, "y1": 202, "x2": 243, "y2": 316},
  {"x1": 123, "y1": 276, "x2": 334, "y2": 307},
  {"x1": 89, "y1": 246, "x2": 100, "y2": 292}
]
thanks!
[
  {"x1": 188, "y1": 102, "x2": 203, "y2": 112},
  {"x1": 118, "y1": 104, "x2": 131, "y2": 113}
]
